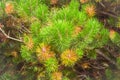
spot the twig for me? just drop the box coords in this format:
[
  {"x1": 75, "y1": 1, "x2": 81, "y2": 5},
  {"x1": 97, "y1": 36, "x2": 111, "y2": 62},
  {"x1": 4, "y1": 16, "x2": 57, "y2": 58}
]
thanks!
[
  {"x1": 0, "y1": 28, "x2": 24, "y2": 43},
  {"x1": 100, "y1": 11, "x2": 118, "y2": 19},
  {"x1": 21, "y1": 25, "x2": 31, "y2": 33},
  {"x1": 99, "y1": 2, "x2": 106, "y2": 8},
  {"x1": 95, "y1": 49, "x2": 116, "y2": 66}
]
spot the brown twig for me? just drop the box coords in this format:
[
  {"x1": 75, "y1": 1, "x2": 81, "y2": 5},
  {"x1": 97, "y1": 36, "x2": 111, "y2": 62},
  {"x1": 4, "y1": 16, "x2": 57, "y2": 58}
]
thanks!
[
  {"x1": 95, "y1": 49, "x2": 116, "y2": 66},
  {"x1": 0, "y1": 28, "x2": 24, "y2": 43},
  {"x1": 100, "y1": 11, "x2": 118, "y2": 19}
]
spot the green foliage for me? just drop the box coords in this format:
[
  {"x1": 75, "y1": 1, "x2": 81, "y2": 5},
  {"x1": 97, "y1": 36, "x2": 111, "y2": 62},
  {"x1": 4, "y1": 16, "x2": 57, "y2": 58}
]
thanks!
[
  {"x1": 45, "y1": 58, "x2": 58, "y2": 73},
  {"x1": 16, "y1": 0, "x2": 38, "y2": 16},
  {"x1": 39, "y1": 20, "x2": 74, "y2": 52},
  {"x1": 30, "y1": 20, "x2": 41, "y2": 35},
  {"x1": 75, "y1": 49, "x2": 84, "y2": 58},
  {"x1": 105, "y1": 69, "x2": 113, "y2": 80},
  {"x1": 92, "y1": 28, "x2": 109, "y2": 48},
  {"x1": 110, "y1": 31, "x2": 120, "y2": 47},
  {"x1": 73, "y1": 18, "x2": 109, "y2": 51},
  {"x1": 15, "y1": 0, "x2": 48, "y2": 22},
  {"x1": 78, "y1": 18, "x2": 101, "y2": 48},
  {"x1": 21, "y1": 45, "x2": 33, "y2": 61},
  {"x1": 33, "y1": 4, "x2": 48, "y2": 21},
  {"x1": 52, "y1": 0, "x2": 80, "y2": 23},
  {"x1": 87, "y1": 50, "x2": 97, "y2": 59},
  {"x1": 62, "y1": 77, "x2": 70, "y2": 80},
  {"x1": 0, "y1": 1, "x2": 4, "y2": 17},
  {"x1": 77, "y1": 11, "x2": 88, "y2": 25}
]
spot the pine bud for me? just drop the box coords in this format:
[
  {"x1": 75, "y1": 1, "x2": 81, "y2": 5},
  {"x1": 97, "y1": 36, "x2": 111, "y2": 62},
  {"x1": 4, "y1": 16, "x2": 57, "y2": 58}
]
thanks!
[
  {"x1": 5, "y1": 2, "x2": 14, "y2": 14},
  {"x1": 80, "y1": 0, "x2": 88, "y2": 4},
  {"x1": 61, "y1": 50, "x2": 78, "y2": 66},
  {"x1": 85, "y1": 5, "x2": 96, "y2": 17},
  {"x1": 51, "y1": 72, "x2": 62, "y2": 80},
  {"x1": 109, "y1": 30, "x2": 116, "y2": 40}
]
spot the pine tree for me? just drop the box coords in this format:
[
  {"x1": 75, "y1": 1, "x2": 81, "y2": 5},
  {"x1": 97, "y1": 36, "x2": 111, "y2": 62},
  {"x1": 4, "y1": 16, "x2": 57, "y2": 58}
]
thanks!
[{"x1": 1, "y1": 0, "x2": 116, "y2": 80}]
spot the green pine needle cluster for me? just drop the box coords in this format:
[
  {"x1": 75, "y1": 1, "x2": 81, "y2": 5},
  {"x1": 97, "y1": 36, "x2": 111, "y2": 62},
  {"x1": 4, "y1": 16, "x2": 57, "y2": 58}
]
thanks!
[{"x1": 19, "y1": 0, "x2": 110, "y2": 79}]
